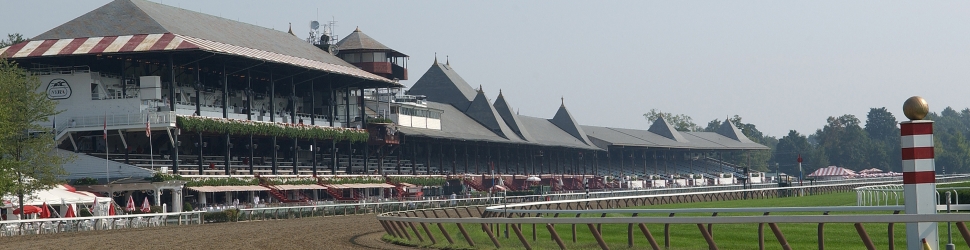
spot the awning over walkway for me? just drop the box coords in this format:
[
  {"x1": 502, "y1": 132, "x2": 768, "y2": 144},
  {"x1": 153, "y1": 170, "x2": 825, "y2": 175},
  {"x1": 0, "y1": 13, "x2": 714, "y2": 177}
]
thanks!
[
  {"x1": 274, "y1": 184, "x2": 327, "y2": 190},
  {"x1": 188, "y1": 186, "x2": 270, "y2": 193},
  {"x1": 328, "y1": 183, "x2": 394, "y2": 189}
]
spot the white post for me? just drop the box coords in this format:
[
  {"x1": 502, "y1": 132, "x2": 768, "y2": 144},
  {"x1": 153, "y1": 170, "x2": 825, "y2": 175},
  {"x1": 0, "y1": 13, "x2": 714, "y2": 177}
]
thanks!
[{"x1": 901, "y1": 120, "x2": 937, "y2": 250}]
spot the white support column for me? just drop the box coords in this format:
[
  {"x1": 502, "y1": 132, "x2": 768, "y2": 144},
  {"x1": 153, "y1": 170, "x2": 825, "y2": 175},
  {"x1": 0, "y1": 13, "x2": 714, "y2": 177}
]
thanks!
[{"x1": 901, "y1": 120, "x2": 937, "y2": 250}]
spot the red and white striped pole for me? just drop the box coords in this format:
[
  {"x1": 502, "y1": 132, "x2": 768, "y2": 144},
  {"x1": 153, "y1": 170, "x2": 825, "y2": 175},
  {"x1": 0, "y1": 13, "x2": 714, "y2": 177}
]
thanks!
[{"x1": 900, "y1": 96, "x2": 937, "y2": 250}]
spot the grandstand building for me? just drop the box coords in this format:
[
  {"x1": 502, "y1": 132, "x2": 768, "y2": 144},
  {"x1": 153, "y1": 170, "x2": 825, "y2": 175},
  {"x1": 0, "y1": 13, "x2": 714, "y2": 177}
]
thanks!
[{"x1": 1, "y1": 0, "x2": 768, "y2": 189}]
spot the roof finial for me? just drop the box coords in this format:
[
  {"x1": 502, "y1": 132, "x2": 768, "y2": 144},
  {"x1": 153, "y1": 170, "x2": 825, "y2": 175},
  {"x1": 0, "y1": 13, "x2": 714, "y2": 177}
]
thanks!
[
  {"x1": 479, "y1": 84, "x2": 483, "y2": 93},
  {"x1": 446, "y1": 55, "x2": 449, "y2": 65},
  {"x1": 499, "y1": 89, "x2": 502, "y2": 95},
  {"x1": 561, "y1": 96, "x2": 564, "y2": 106},
  {"x1": 434, "y1": 53, "x2": 438, "y2": 64},
  {"x1": 287, "y1": 23, "x2": 295, "y2": 36},
  {"x1": 355, "y1": 26, "x2": 360, "y2": 32}
]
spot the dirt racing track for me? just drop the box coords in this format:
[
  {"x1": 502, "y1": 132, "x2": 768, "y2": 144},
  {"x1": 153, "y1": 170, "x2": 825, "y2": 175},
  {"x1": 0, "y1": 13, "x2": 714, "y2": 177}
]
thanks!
[{"x1": 0, "y1": 214, "x2": 413, "y2": 250}]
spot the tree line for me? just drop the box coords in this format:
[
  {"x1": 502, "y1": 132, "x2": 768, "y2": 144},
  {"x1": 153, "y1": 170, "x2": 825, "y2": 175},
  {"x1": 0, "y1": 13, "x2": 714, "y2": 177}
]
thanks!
[
  {"x1": 0, "y1": 33, "x2": 70, "y2": 214},
  {"x1": 646, "y1": 106, "x2": 970, "y2": 176}
]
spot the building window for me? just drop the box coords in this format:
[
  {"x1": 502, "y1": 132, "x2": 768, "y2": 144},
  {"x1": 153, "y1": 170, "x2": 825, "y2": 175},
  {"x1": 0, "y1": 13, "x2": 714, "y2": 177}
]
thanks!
[{"x1": 343, "y1": 53, "x2": 359, "y2": 63}]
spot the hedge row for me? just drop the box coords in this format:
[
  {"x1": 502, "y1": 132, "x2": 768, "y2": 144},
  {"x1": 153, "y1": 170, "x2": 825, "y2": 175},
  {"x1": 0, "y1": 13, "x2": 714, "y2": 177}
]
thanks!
[{"x1": 176, "y1": 115, "x2": 368, "y2": 142}]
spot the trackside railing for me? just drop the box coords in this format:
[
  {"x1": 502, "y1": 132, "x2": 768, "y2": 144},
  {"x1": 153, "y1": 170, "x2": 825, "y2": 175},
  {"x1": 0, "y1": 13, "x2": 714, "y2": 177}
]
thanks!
[
  {"x1": 0, "y1": 211, "x2": 205, "y2": 236},
  {"x1": 376, "y1": 176, "x2": 970, "y2": 250}
]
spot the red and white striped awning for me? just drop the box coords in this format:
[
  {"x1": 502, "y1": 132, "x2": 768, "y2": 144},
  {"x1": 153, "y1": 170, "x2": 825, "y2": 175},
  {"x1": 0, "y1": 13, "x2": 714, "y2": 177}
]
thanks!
[
  {"x1": 0, "y1": 33, "x2": 394, "y2": 84},
  {"x1": 807, "y1": 166, "x2": 857, "y2": 177},
  {"x1": 0, "y1": 33, "x2": 196, "y2": 58}
]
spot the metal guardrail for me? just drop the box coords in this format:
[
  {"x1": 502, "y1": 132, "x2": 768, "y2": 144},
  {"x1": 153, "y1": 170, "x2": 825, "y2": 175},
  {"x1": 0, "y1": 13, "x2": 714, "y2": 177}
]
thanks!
[
  {"x1": 854, "y1": 175, "x2": 970, "y2": 206},
  {"x1": 67, "y1": 111, "x2": 175, "y2": 129},
  {"x1": 377, "y1": 178, "x2": 970, "y2": 250},
  {"x1": 0, "y1": 211, "x2": 205, "y2": 236}
]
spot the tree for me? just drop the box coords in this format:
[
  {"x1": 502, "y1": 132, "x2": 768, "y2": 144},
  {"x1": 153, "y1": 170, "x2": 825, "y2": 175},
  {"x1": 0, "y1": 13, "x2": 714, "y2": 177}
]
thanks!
[
  {"x1": 865, "y1": 107, "x2": 898, "y2": 142},
  {"x1": 0, "y1": 58, "x2": 69, "y2": 217},
  {"x1": 0, "y1": 33, "x2": 27, "y2": 48},
  {"x1": 642, "y1": 109, "x2": 699, "y2": 132}
]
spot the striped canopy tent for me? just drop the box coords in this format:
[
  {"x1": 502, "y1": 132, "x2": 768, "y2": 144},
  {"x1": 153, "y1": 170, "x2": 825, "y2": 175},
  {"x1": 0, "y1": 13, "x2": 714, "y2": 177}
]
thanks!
[
  {"x1": 858, "y1": 168, "x2": 884, "y2": 174},
  {"x1": 807, "y1": 166, "x2": 857, "y2": 180}
]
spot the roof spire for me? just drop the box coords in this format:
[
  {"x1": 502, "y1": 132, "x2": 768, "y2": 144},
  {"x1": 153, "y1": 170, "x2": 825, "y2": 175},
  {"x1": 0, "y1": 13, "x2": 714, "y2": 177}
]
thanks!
[
  {"x1": 561, "y1": 96, "x2": 564, "y2": 106},
  {"x1": 434, "y1": 53, "x2": 438, "y2": 64},
  {"x1": 479, "y1": 84, "x2": 483, "y2": 93},
  {"x1": 446, "y1": 55, "x2": 449, "y2": 65},
  {"x1": 287, "y1": 23, "x2": 295, "y2": 36}
]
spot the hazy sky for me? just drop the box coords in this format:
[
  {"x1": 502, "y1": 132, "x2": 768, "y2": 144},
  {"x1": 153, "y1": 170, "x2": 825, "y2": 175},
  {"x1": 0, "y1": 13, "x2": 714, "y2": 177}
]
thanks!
[{"x1": 5, "y1": 1, "x2": 970, "y2": 137}]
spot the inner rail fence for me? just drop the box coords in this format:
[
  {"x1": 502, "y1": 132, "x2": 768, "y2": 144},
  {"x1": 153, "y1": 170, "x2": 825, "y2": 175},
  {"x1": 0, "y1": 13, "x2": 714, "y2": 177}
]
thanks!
[{"x1": 376, "y1": 175, "x2": 970, "y2": 250}]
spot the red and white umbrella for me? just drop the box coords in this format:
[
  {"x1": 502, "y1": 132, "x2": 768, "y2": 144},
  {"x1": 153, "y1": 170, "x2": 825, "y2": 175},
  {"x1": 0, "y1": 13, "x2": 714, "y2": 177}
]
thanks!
[
  {"x1": 140, "y1": 197, "x2": 151, "y2": 213},
  {"x1": 126, "y1": 196, "x2": 136, "y2": 212},
  {"x1": 40, "y1": 202, "x2": 51, "y2": 218},
  {"x1": 65, "y1": 204, "x2": 76, "y2": 218}
]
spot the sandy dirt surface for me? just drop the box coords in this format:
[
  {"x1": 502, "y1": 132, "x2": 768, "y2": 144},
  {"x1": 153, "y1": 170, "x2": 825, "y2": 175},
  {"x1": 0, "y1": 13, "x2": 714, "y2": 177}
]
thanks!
[{"x1": 0, "y1": 214, "x2": 414, "y2": 250}]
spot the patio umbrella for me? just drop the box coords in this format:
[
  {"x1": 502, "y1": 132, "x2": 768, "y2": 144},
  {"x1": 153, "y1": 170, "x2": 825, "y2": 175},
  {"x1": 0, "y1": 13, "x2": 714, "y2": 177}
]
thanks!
[
  {"x1": 526, "y1": 176, "x2": 541, "y2": 182},
  {"x1": 108, "y1": 202, "x2": 116, "y2": 216},
  {"x1": 40, "y1": 202, "x2": 51, "y2": 218},
  {"x1": 126, "y1": 196, "x2": 136, "y2": 212},
  {"x1": 90, "y1": 197, "x2": 99, "y2": 215},
  {"x1": 13, "y1": 205, "x2": 41, "y2": 214},
  {"x1": 65, "y1": 204, "x2": 76, "y2": 218},
  {"x1": 141, "y1": 197, "x2": 151, "y2": 213}
]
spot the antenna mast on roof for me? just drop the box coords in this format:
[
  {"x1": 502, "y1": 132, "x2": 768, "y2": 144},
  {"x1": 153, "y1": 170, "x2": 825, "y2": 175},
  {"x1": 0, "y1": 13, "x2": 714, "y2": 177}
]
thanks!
[{"x1": 308, "y1": 16, "x2": 339, "y2": 55}]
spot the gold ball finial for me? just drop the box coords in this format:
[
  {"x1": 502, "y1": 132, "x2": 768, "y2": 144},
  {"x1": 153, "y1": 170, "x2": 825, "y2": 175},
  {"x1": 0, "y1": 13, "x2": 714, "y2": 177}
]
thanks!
[{"x1": 903, "y1": 96, "x2": 929, "y2": 120}]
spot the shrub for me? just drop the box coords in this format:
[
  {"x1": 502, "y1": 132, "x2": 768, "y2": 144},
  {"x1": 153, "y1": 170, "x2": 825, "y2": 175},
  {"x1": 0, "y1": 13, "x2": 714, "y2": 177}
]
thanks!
[
  {"x1": 224, "y1": 209, "x2": 240, "y2": 222},
  {"x1": 183, "y1": 202, "x2": 193, "y2": 211}
]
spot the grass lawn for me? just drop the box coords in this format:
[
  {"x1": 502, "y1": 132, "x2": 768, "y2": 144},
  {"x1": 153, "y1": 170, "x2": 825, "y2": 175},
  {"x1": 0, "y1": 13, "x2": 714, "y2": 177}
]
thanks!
[{"x1": 386, "y1": 192, "x2": 960, "y2": 250}]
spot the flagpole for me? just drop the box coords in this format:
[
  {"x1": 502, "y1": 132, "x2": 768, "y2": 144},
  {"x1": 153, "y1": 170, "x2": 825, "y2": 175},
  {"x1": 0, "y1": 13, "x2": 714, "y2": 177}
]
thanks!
[
  {"x1": 149, "y1": 113, "x2": 154, "y2": 171},
  {"x1": 105, "y1": 112, "x2": 110, "y2": 184}
]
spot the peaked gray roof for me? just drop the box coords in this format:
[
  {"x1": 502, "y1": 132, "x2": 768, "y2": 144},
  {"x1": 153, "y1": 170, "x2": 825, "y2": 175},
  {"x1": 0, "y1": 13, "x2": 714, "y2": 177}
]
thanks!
[
  {"x1": 550, "y1": 103, "x2": 594, "y2": 146},
  {"x1": 396, "y1": 101, "x2": 599, "y2": 150},
  {"x1": 336, "y1": 28, "x2": 406, "y2": 57},
  {"x1": 493, "y1": 91, "x2": 535, "y2": 141},
  {"x1": 647, "y1": 116, "x2": 690, "y2": 143},
  {"x1": 464, "y1": 90, "x2": 522, "y2": 141},
  {"x1": 407, "y1": 62, "x2": 478, "y2": 109},
  {"x1": 582, "y1": 125, "x2": 769, "y2": 150},
  {"x1": 29, "y1": 0, "x2": 395, "y2": 84},
  {"x1": 716, "y1": 119, "x2": 755, "y2": 143},
  {"x1": 519, "y1": 116, "x2": 599, "y2": 150}
]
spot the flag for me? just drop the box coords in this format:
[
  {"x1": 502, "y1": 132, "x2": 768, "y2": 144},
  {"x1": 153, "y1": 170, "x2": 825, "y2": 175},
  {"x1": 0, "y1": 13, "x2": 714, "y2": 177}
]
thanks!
[
  {"x1": 146, "y1": 113, "x2": 151, "y2": 138},
  {"x1": 141, "y1": 197, "x2": 151, "y2": 213},
  {"x1": 126, "y1": 196, "x2": 135, "y2": 212},
  {"x1": 103, "y1": 113, "x2": 107, "y2": 140}
]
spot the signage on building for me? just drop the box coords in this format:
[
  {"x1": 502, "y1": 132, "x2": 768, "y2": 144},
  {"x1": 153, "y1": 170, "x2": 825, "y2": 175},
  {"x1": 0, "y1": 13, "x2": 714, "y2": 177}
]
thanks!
[{"x1": 46, "y1": 78, "x2": 72, "y2": 100}]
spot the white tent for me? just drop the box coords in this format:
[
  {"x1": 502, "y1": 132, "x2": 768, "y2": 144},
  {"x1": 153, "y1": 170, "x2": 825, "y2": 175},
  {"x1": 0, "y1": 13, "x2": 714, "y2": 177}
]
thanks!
[{"x1": 2, "y1": 184, "x2": 104, "y2": 208}]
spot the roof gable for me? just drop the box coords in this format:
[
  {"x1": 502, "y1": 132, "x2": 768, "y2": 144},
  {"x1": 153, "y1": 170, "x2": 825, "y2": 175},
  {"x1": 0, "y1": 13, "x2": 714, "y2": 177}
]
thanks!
[
  {"x1": 32, "y1": 0, "x2": 357, "y2": 69},
  {"x1": 493, "y1": 91, "x2": 535, "y2": 141},
  {"x1": 464, "y1": 90, "x2": 520, "y2": 141},
  {"x1": 550, "y1": 103, "x2": 593, "y2": 146},
  {"x1": 336, "y1": 28, "x2": 406, "y2": 57},
  {"x1": 408, "y1": 62, "x2": 477, "y2": 109},
  {"x1": 647, "y1": 116, "x2": 689, "y2": 143},
  {"x1": 33, "y1": 0, "x2": 166, "y2": 40},
  {"x1": 716, "y1": 119, "x2": 754, "y2": 143}
]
